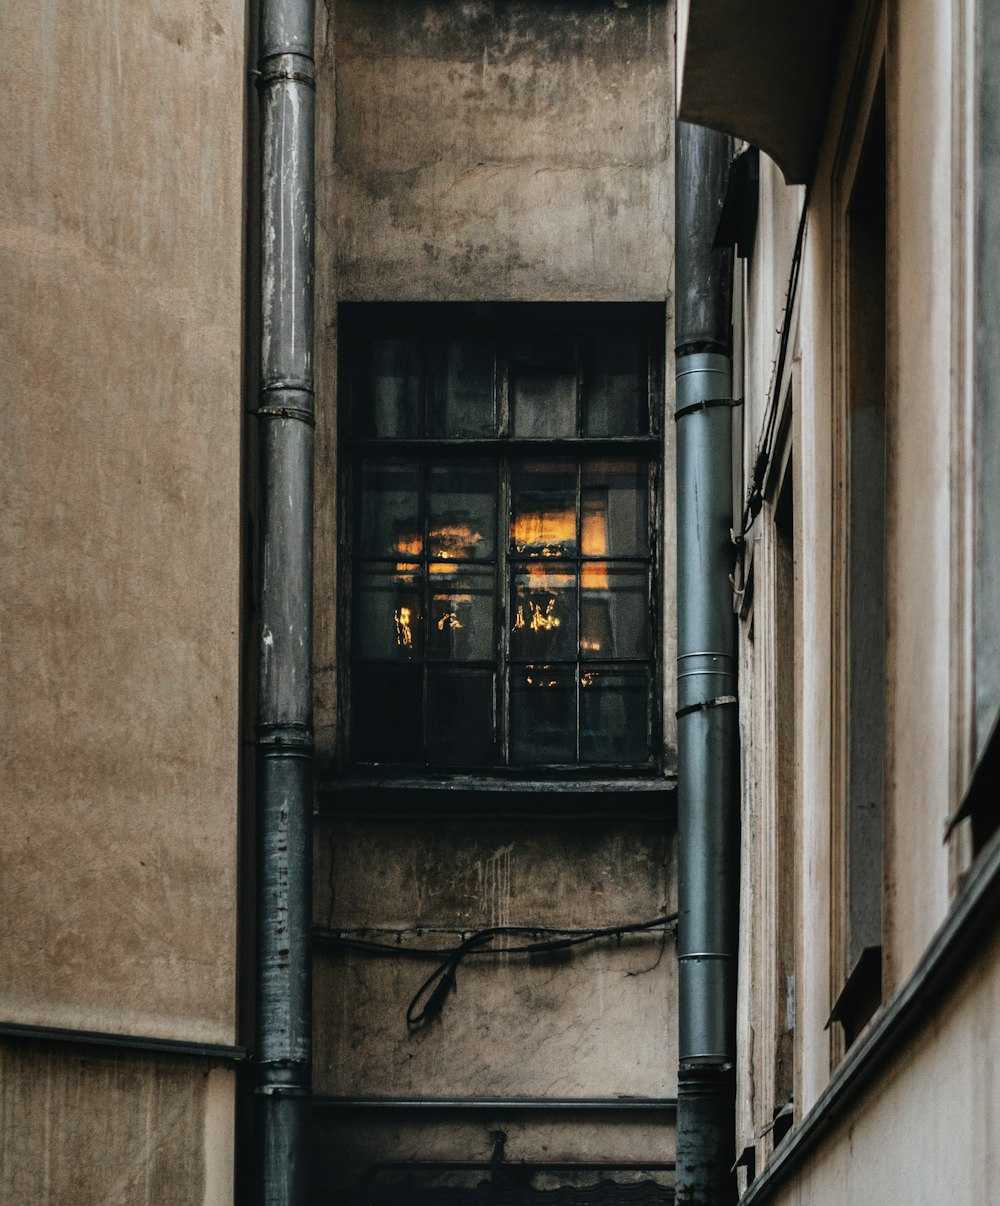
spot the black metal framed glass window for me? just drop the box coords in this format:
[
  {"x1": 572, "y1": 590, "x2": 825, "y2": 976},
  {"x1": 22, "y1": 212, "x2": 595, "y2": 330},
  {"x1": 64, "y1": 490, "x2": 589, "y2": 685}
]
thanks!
[{"x1": 340, "y1": 303, "x2": 663, "y2": 774}]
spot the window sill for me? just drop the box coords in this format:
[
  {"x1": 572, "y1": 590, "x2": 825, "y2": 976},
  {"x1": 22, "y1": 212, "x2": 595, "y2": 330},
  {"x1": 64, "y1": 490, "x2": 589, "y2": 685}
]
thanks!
[
  {"x1": 316, "y1": 772, "x2": 677, "y2": 821},
  {"x1": 740, "y1": 821, "x2": 1000, "y2": 1204},
  {"x1": 827, "y1": 944, "x2": 882, "y2": 1049}
]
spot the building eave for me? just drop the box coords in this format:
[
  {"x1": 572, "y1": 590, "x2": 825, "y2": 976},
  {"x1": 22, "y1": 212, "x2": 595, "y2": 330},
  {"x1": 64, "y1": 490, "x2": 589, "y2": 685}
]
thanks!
[{"x1": 677, "y1": 0, "x2": 842, "y2": 185}]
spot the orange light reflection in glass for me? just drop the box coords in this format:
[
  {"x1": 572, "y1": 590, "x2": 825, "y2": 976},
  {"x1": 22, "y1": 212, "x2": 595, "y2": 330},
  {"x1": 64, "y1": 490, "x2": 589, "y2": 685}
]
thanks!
[
  {"x1": 395, "y1": 534, "x2": 423, "y2": 557},
  {"x1": 394, "y1": 606, "x2": 414, "y2": 647},
  {"x1": 430, "y1": 524, "x2": 484, "y2": 558},
  {"x1": 511, "y1": 508, "x2": 574, "y2": 556}
]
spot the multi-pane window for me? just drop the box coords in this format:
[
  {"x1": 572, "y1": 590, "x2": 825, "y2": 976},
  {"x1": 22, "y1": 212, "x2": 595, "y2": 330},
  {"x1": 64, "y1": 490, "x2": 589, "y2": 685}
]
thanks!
[{"x1": 342, "y1": 305, "x2": 662, "y2": 772}]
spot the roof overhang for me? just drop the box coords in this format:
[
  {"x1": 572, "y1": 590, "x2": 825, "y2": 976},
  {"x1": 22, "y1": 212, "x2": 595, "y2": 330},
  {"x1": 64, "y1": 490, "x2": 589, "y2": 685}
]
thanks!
[{"x1": 677, "y1": 0, "x2": 843, "y2": 185}]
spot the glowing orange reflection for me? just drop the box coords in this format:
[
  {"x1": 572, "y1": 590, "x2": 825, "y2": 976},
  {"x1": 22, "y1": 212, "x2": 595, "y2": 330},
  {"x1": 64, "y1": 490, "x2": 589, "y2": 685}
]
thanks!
[
  {"x1": 581, "y1": 563, "x2": 610, "y2": 590},
  {"x1": 395, "y1": 535, "x2": 423, "y2": 557},
  {"x1": 512, "y1": 599, "x2": 562, "y2": 634},
  {"x1": 525, "y1": 672, "x2": 559, "y2": 688},
  {"x1": 511, "y1": 509, "x2": 575, "y2": 556},
  {"x1": 394, "y1": 606, "x2": 414, "y2": 648},
  {"x1": 581, "y1": 503, "x2": 608, "y2": 557},
  {"x1": 430, "y1": 523, "x2": 484, "y2": 558}
]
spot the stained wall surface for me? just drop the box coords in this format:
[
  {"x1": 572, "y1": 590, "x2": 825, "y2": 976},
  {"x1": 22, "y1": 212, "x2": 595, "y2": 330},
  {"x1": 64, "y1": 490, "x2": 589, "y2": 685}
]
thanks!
[
  {"x1": 0, "y1": 1, "x2": 245, "y2": 1042},
  {"x1": 0, "y1": 1041, "x2": 235, "y2": 1206},
  {"x1": 761, "y1": 932, "x2": 1000, "y2": 1206},
  {"x1": 325, "y1": 0, "x2": 673, "y2": 303},
  {"x1": 1, "y1": 1, "x2": 247, "y2": 1198},
  {"x1": 312, "y1": 1, "x2": 677, "y2": 1195},
  {"x1": 313, "y1": 821, "x2": 676, "y2": 1100},
  {"x1": 727, "y1": 0, "x2": 1000, "y2": 1194}
]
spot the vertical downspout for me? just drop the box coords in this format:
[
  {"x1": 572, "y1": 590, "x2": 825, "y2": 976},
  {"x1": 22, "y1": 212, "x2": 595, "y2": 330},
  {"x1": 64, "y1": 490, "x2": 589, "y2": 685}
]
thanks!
[
  {"x1": 674, "y1": 121, "x2": 737, "y2": 1205},
  {"x1": 254, "y1": 0, "x2": 316, "y2": 1201}
]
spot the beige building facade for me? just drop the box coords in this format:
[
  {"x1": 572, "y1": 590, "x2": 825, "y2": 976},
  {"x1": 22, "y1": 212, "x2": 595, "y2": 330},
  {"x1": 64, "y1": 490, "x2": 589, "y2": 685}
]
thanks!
[
  {"x1": 4, "y1": 0, "x2": 999, "y2": 1202},
  {"x1": 3, "y1": 2, "x2": 681, "y2": 1202},
  {"x1": 679, "y1": 0, "x2": 1000, "y2": 1200}
]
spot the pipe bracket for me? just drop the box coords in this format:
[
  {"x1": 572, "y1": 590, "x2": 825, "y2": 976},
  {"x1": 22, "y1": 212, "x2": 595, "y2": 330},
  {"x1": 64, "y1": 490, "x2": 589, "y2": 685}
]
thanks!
[
  {"x1": 257, "y1": 722, "x2": 314, "y2": 754},
  {"x1": 674, "y1": 397, "x2": 740, "y2": 421},
  {"x1": 676, "y1": 695, "x2": 738, "y2": 719},
  {"x1": 254, "y1": 53, "x2": 316, "y2": 88},
  {"x1": 254, "y1": 404, "x2": 316, "y2": 426}
]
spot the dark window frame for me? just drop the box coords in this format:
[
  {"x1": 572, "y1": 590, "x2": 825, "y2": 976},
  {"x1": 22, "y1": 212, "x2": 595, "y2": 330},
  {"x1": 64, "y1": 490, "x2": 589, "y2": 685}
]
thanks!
[{"x1": 335, "y1": 302, "x2": 668, "y2": 788}]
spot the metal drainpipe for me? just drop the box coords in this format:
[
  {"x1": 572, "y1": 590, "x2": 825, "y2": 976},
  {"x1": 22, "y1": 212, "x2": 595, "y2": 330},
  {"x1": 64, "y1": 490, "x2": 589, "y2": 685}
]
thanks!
[
  {"x1": 674, "y1": 120, "x2": 737, "y2": 1205},
  {"x1": 254, "y1": 0, "x2": 316, "y2": 1201}
]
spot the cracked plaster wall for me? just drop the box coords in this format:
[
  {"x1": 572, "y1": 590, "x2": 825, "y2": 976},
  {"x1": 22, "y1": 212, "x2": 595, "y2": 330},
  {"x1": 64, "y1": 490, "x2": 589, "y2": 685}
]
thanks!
[
  {"x1": 1, "y1": 0, "x2": 245, "y2": 1198},
  {"x1": 312, "y1": 0, "x2": 677, "y2": 1191}
]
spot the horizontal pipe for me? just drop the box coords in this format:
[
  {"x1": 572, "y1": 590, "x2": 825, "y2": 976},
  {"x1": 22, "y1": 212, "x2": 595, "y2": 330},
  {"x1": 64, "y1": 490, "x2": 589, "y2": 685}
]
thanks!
[
  {"x1": 313, "y1": 1096, "x2": 678, "y2": 1112},
  {"x1": 361, "y1": 1160, "x2": 676, "y2": 1191},
  {"x1": 0, "y1": 1021, "x2": 246, "y2": 1063}
]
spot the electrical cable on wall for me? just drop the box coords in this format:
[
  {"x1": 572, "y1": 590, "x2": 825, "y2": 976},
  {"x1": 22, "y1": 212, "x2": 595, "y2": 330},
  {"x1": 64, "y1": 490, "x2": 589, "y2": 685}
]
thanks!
[
  {"x1": 313, "y1": 915, "x2": 677, "y2": 1027},
  {"x1": 732, "y1": 189, "x2": 811, "y2": 554}
]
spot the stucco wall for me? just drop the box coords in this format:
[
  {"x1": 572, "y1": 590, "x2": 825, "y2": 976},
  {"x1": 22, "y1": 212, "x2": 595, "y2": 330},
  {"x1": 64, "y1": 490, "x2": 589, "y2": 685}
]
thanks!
[
  {"x1": 763, "y1": 930, "x2": 1000, "y2": 1206},
  {"x1": 323, "y1": 0, "x2": 672, "y2": 303},
  {"x1": 0, "y1": 1041, "x2": 235, "y2": 1206},
  {"x1": 731, "y1": 0, "x2": 994, "y2": 1189},
  {"x1": 313, "y1": 820, "x2": 676, "y2": 1100},
  {"x1": 312, "y1": 1, "x2": 677, "y2": 1193},
  {"x1": 0, "y1": 0, "x2": 245, "y2": 1042}
]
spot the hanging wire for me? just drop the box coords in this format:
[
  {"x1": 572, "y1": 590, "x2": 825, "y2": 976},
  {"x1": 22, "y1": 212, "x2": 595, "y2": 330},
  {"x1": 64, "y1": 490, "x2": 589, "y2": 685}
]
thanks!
[
  {"x1": 314, "y1": 915, "x2": 678, "y2": 1027},
  {"x1": 732, "y1": 188, "x2": 811, "y2": 553}
]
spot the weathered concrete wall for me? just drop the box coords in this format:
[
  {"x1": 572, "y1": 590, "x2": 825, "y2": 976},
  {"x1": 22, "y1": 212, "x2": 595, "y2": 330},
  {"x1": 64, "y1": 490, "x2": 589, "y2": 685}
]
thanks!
[
  {"x1": 312, "y1": 2, "x2": 677, "y2": 1193},
  {"x1": 313, "y1": 0, "x2": 677, "y2": 763},
  {"x1": 314, "y1": 1109, "x2": 677, "y2": 1195},
  {"x1": 1, "y1": 1, "x2": 247, "y2": 1198},
  {"x1": 314, "y1": 821, "x2": 676, "y2": 1099},
  {"x1": 323, "y1": 0, "x2": 672, "y2": 302},
  {"x1": 0, "y1": 1041, "x2": 235, "y2": 1206},
  {"x1": 0, "y1": 1, "x2": 245, "y2": 1043}
]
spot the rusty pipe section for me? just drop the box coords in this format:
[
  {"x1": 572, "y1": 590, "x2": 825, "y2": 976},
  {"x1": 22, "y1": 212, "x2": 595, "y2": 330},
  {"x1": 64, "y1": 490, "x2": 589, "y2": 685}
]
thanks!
[{"x1": 254, "y1": 0, "x2": 315, "y2": 1201}]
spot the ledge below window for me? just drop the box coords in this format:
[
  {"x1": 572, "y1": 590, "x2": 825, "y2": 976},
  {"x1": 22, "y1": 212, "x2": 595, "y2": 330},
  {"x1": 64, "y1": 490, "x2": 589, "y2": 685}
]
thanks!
[
  {"x1": 827, "y1": 945, "x2": 882, "y2": 1050},
  {"x1": 315, "y1": 773, "x2": 677, "y2": 821}
]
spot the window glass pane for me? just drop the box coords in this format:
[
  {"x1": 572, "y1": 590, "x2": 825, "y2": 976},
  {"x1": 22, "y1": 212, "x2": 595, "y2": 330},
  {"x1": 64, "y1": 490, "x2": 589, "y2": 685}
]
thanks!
[
  {"x1": 355, "y1": 566, "x2": 423, "y2": 660},
  {"x1": 430, "y1": 339, "x2": 495, "y2": 436},
  {"x1": 428, "y1": 460, "x2": 496, "y2": 560},
  {"x1": 510, "y1": 666, "x2": 576, "y2": 764},
  {"x1": 511, "y1": 458, "x2": 577, "y2": 558},
  {"x1": 427, "y1": 564, "x2": 495, "y2": 661},
  {"x1": 511, "y1": 567, "x2": 577, "y2": 661},
  {"x1": 509, "y1": 340, "x2": 578, "y2": 438},
  {"x1": 582, "y1": 457, "x2": 649, "y2": 557},
  {"x1": 580, "y1": 564, "x2": 650, "y2": 659},
  {"x1": 426, "y1": 669, "x2": 497, "y2": 766},
  {"x1": 353, "y1": 668, "x2": 423, "y2": 764},
  {"x1": 511, "y1": 368, "x2": 578, "y2": 437},
  {"x1": 580, "y1": 666, "x2": 649, "y2": 763},
  {"x1": 371, "y1": 338, "x2": 421, "y2": 437},
  {"x1": 358, "y1": 460, "x2": 422, "y2": 558},
  {"x1": 584, "y1": 336, "x2": 646, "y2": 436}
]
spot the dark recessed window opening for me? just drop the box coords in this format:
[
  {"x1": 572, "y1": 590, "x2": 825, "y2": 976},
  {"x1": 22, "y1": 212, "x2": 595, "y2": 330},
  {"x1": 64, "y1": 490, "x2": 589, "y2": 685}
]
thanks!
[
  {"x1": 843, "y1": 74, "x2": 887, "y2": 1039},
  {"x1": 341, "y1": 304, "x2": 663, "y2": 773}
]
